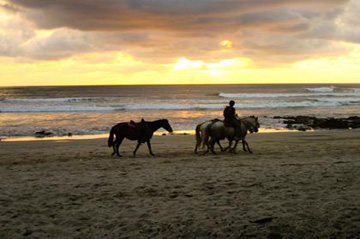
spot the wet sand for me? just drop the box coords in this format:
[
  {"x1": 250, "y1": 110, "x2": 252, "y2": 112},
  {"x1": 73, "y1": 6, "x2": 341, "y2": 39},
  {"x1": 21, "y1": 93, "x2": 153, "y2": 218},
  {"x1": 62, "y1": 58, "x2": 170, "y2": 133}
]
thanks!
[{"x1": 1, "y1": 130, "x2": 359, "y2": 238}]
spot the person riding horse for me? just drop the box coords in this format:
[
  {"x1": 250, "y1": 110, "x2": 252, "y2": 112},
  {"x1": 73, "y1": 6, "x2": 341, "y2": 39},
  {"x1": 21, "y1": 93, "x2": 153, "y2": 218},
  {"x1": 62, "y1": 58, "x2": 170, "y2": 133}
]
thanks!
[{"x1": 223, "y1": 100, "x2": 241, "y2": 139}]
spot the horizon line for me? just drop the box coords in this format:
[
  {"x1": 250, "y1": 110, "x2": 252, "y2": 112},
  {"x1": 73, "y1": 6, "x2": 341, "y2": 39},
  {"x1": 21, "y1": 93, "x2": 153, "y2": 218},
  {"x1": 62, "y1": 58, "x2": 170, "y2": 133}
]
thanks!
[{"x1": 1, "y1": 82, "x2": 360, "y2": 88}]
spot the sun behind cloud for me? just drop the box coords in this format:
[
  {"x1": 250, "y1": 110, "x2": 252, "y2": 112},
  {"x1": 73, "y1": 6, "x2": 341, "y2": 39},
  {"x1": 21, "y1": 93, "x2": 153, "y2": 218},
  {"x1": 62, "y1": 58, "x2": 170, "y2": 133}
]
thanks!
[{"x1": 221, "y1": 40, "x2": 233, "y2": 49}]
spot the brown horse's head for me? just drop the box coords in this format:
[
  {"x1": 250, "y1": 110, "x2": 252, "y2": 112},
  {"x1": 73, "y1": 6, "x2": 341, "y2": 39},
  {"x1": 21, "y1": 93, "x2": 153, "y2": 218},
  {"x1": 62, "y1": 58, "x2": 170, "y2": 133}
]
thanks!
[{"x1": 161, "y1": 119, "x2": 173, "y2": 133}]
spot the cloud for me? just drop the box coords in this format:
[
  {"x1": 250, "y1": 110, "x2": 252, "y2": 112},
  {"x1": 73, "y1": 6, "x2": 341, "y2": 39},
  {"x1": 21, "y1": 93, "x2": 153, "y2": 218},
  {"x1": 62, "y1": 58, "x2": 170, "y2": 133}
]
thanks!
[
  {"x1": 1, "y1": 0, "x2": 360, "y2": 65},
  {"x1": 5, "y1": 0, "x2": 349, "y2": 32}
]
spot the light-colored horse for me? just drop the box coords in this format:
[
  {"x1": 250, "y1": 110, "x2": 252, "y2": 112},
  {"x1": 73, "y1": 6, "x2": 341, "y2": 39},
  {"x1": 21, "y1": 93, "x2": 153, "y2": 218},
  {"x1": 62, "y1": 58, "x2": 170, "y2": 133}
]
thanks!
[
  {"x1": 195, "y1": 116, "x2": 259, "y2": 154},
  {"x1": 194, "y1": 119, "x2": 223, "y2": 154},
  {"x1": 224, "y1": 116, "x2": 260, "y2": 154}
]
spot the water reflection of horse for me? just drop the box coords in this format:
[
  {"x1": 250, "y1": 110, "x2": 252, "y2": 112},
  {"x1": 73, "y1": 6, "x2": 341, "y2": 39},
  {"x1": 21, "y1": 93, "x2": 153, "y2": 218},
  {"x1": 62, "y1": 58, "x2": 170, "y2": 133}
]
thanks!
[
  {"x1": 108, "y1": 119, "x2": 173, "y2": 157},
  {"x1": 194, "y1": 116, "x2": 260, "y2": 154}
]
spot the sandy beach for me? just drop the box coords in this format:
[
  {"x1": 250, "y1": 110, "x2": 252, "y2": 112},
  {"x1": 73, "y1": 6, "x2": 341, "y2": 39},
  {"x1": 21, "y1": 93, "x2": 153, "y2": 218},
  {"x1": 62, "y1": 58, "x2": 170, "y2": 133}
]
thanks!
[{"x1": 1, "y1": 130, "x2": 359, "y2": 238}]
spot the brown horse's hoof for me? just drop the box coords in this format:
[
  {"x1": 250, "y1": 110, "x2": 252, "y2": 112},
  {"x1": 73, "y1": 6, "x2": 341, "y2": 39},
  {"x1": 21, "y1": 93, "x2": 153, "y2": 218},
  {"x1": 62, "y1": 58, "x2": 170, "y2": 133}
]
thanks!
[{"x1": 117, "y1": 154, "x2": 122, "y2": 157}]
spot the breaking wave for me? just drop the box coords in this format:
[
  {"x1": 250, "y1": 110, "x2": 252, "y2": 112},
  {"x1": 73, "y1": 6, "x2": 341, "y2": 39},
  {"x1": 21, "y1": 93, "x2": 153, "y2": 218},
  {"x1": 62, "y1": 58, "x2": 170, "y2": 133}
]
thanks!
[
  {"x1": 218, "y1": 92, "x2": 360, "y2": 99},
  {"x1": 1, "y1": 99, "x2": 359, "y2": 112},
  {"x1": 304, "y1": 86, "x2": 335, "y2": 93}
]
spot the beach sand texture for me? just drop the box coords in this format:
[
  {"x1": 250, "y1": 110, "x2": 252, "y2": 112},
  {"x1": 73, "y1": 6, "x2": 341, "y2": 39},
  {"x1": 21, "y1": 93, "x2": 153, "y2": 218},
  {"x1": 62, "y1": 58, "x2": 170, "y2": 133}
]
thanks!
[{"x1": 1, "y1": 130, "x2": 360, "y2": 238}]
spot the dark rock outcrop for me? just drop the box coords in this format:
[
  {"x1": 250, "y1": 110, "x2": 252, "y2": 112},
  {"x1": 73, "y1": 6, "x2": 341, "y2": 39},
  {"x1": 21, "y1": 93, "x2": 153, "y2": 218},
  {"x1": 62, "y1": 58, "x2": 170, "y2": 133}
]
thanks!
[
  {"x1": 35, "y1": 130, "x2": 54, "y2": 137},
  {"x1": 275, "y1": 115, "x2": 360, "y2": 130}
]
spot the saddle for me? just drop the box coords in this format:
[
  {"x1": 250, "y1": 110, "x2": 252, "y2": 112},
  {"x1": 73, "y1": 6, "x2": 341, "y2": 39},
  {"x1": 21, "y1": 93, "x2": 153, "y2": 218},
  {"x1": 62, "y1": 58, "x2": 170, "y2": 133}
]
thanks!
[
  {"x1": 223, "y1": 118, "x2": 241, "y2": 128},
  {"x1": 223, "y1": 119, "x2": 232, "y2": 127},
  {"x1": 128, "y1": 120, "x2": 139, "y2": 129}
]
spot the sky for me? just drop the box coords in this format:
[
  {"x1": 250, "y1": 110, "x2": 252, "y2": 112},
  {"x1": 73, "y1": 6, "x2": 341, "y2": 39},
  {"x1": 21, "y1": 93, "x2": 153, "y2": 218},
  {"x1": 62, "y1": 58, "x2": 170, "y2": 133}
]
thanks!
[{"x1": 1, "y1": 0, "x2": 360, "y2": 86}]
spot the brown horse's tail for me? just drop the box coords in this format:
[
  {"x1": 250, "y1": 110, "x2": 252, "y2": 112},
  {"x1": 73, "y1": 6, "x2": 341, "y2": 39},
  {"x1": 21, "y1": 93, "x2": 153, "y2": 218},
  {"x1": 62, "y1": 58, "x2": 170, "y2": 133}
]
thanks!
[{"x1": 108, "y1": 126, "x2": 115, "y2": 147}]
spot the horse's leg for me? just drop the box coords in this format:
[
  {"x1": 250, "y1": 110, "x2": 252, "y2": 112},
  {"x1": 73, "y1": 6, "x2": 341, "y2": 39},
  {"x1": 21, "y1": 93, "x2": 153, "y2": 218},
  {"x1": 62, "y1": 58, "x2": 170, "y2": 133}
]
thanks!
[
  {"x1": 146, "y1": 140, "x2": 155, "y2": 156},
  {"x1": 194, "y1": 137, "x2": 201, "y2": 154},
  {"x1": 231, "y1": 140, "x2": 239, "y2": 154},
  {"x1": 244, "y1": 140, "x2": 253, "y2": 153},
  {"x1": 228, "y1": 140, "x2": 234, "y2": 153},
  {"x1": 209, "y1": 138, "x2": 216, "y2": 154},
  {"x1": 217, "y1": 141, "x2": 224, "y2": 152},
  {"x1": 115, "y1": 136, "x2": 124, "y2": 157},
  {"x1": 223, "y1": 133, "x2": 234, "y2": 152},
  {"x1": 242, "y1": 140, "x2": 247, "y2": 152},
  {"x1": 112, "y1": 144, "x2": 116, "y2": 156},
  {"x1": 133, "y1": 140, "x2": 142, "y2": 157},
  {"x1": 222, "y1": 141, "x2": 230, "y2": 152},
  {"x1": 202, "y1": 142, "x2": 210, "y2": 155}
]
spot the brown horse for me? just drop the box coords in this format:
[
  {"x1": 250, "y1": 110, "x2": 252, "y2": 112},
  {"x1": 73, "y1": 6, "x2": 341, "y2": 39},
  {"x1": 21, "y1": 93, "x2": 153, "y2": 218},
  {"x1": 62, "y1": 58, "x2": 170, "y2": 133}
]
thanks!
[{"x1": 108, "y1": 119, "x2": 173, "y2": 157}]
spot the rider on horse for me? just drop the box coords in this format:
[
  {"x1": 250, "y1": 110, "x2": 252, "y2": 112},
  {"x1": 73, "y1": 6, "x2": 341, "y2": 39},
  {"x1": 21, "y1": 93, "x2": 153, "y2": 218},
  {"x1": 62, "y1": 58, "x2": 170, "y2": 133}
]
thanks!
[{"x1": 223, "y1": 100, "x2": 241, "y2": 139}]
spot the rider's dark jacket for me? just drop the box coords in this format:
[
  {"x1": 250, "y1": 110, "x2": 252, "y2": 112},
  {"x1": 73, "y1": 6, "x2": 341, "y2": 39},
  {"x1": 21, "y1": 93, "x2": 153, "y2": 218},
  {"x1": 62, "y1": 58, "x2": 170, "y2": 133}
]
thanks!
[{"x1": 223, "y1": 106, "x2": 236, "y2": 120}]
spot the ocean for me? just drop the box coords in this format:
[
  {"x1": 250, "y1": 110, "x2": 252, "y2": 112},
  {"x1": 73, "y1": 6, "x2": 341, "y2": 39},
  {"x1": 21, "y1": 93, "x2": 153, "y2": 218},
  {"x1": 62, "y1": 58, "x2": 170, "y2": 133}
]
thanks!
[{"x1": 0, "y1": 84, "x2": 359, "y2": 137}]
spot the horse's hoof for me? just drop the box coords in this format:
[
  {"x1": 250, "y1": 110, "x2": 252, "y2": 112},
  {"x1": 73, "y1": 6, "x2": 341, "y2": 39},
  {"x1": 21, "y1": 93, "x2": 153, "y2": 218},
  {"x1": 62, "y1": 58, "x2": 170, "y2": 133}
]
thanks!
[{"x1": 117, "y1": 154, "x2": 122, "y2": 157}]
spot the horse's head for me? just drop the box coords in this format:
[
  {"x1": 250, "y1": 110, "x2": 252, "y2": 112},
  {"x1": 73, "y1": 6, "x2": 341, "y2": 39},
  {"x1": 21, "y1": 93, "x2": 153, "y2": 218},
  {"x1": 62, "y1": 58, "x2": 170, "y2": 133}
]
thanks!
[
  {"x1": 251, "y1": 116, "x2": 260, "y2": 133},
  {"x1": 161, "y1": 119, "x2": 173, "y2": 133},
  {"x1": 244, "y1": 116, "x2": 260, "y2": 133}
]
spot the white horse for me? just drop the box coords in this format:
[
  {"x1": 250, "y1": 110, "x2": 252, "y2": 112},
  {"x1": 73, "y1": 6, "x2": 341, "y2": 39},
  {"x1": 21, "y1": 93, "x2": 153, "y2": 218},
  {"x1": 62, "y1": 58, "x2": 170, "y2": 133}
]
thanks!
[
  {"x1": 224, "y1": 116, "x2": 260, "y2": 154},
  {"x1": 194, "y1": 116, "x2": 259, "y2": 154},
  {"x1": 194, "y1": 119, "x2": 223, "y2": 154}
]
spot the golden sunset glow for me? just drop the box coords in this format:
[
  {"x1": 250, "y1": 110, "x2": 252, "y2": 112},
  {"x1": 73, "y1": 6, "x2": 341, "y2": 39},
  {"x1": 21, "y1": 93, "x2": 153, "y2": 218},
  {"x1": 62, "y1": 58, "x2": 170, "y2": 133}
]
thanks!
[
  {"x1": 1, "y1": 0, "x2": 360, "y2": 86},
  {"x1": 221, "y1": 40, "x2": 232, "y2": 49}
]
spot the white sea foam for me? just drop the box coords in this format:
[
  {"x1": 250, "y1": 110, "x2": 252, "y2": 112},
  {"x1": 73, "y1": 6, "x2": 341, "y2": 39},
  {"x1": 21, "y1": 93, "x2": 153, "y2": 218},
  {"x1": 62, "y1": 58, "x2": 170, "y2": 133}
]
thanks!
[
  {"x1": 218, "y1": 92, "x2": 360, "y2": 99},
  {"x1": 348, "y1": 88, "x2": 360, "y2": 93},
  {"x1": 0, "y1": 106, "x2": 116, "y2": 112},
  {"x1": 310, "y1": 97, "x2": 360, "y2": 104},
  {"x1": 0, "y1": 97, "x2": 123, "y2": 103},
  {"x1": 2, "y1": 98, "x2": 359, "y2": 113},
  {"x1": 304, "y1": 86, "x2": 335, "y2": 92}
]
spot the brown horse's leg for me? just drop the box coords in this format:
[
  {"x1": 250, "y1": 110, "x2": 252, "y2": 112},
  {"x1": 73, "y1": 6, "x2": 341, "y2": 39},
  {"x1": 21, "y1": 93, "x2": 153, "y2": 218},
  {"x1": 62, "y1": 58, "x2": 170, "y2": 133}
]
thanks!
[
  {"x1": 115, "y1": 136, "x2": 124, "y2": 157},
  {"x1": 146, "y1": 140, "x2": 155, "y2": 156},
  {"x1": 112, "y1": 145, "x2": 116, "y2": 156},
  {"x1": 133, "y1": 140, "x2": 142, "y2": 156}
]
